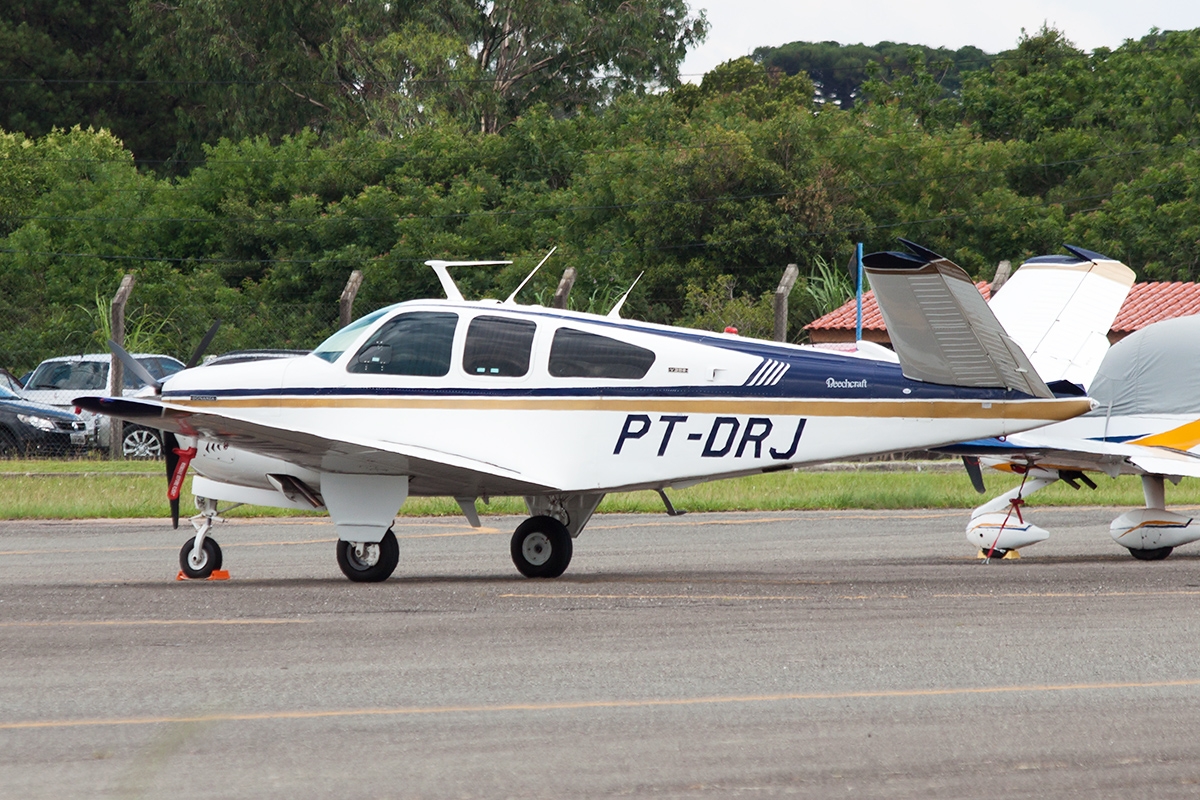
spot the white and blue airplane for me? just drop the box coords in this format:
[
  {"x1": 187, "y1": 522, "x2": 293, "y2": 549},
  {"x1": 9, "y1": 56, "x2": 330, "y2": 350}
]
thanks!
[{"x1": 77, "y1": 246, "x2": 1093, "y2": 582}]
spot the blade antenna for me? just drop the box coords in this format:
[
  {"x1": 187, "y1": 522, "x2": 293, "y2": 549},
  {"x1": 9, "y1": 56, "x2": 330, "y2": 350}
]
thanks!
[
  {"x1": 186, "y1": 319, "x2": 221, "y2": 369},
  {"x1": 505, "y1": 246, "x2": 557, "y2": 305},
  {"x1": 425, "y1": 259, "x2": 512, "y2": 302},
  {"x1": 607, "y1": 272, "x2": 644, "y2": 319},
  {"x1": 108, "y1": 339, "x2": 161, "y2": 393}
]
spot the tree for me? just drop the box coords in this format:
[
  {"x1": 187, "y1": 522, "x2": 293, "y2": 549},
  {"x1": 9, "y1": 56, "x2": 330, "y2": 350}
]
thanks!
[
  {"x1": 0, "y1": 0, "x2": 182, "y2": 166},
  {"x1": 131, "y1": 0, "x2": 707, "y2": 149}
]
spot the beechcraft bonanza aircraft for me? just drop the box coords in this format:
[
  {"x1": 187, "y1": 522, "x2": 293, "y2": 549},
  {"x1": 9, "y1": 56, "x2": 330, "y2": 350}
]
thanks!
[{"x1": 77, "y1": 245, "x2": 1092, "y2": 582}]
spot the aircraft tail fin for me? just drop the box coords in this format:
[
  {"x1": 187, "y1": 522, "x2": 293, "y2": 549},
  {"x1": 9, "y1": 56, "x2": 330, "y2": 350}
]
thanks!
[
  {"x1": 863, "y1": 240, "x2": 1052, "y2": 398},
  {"x1": 988, "y1": 246, "x2": 1134, "y2": 390}
]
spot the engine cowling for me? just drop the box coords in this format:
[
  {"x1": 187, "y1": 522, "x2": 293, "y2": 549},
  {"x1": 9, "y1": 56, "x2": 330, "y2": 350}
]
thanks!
[
  {"x1": 966, "y1": 511, "x2": 1050, "y2": 552},
  {"x1": 1110, "y1": 508, "x2": 1198, "y2": 550}
]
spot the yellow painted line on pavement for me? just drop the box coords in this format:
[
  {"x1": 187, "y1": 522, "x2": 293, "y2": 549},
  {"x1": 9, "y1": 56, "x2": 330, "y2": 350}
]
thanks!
[
  {"x1": 4, "y1": 679, "x2": 1199, "y2": 731},
  {"x1": 501, "y1": 592, "x2": 910, "y2": 601},
  {"x1": 0, "y1": 538, "x2": 335, "y2": 556},
  {"x1": 0, "y1": 618, "x2": 312, "y2": 629},
  {"x1": 501, "y1": 592, "x2": 812, "y2": 601},
  {"x1": 934, "y1": 590, "x2": 1200, "y2": 599}
]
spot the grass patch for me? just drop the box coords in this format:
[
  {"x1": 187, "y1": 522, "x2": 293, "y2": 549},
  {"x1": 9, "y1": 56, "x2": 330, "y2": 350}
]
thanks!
[
  {"x1": 1, "y1": 464, "x2": 1197, "y2": 520},
  {"x1": 0, "y1": 458, "x2": 162, "y2": 474}
]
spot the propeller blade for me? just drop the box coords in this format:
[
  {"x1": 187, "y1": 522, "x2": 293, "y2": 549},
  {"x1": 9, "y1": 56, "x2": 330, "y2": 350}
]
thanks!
[
  {"x1": 186, "y1": 320, "x2": 222, "y2": 369},
  {"x1": 962, "y1": 456, "x2": 986, "y2": 495},
  {"x1": 108, "y1": 339, "x2": 161, "y2": 392},
  {"x1": 165, "y1": 431, "x2": 181, "y2": 528}
]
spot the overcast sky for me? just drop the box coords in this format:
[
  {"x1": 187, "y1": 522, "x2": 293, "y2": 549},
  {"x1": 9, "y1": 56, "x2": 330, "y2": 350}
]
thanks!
[{"x1": 681, "y1": 0, "x2": 1200, "y2": 78}]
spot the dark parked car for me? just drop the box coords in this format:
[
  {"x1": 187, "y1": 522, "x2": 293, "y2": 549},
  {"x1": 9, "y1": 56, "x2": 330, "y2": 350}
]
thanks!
[
  {"x1": 0, "y1": 385, "x2": 92, "y2": 457},
  {"x1": 0, "y1": 368, "x2": 22, "y2": 393}
]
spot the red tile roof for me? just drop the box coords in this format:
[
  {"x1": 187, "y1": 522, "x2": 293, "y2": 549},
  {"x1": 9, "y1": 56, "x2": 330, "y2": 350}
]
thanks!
[
  {"x1": 805, "y1": 281, "x2": 1200, "y2": 338},
  {"x1": 1110, "y1": 282, "x2": 1200, "y2": 334}
]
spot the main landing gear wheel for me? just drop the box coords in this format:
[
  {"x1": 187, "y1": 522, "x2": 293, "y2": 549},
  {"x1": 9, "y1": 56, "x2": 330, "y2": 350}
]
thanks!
[
  {"x1": 1129, "y1": 546, "x2": 1173, "y2": 561},
  {"x1": 336, "y1": 529, "x2": 399, "y2": 582},
  {"x1": 511, "y1": 516, "x2": 572, "y2": 578},
  {"x1": 179, "y1": 536, "x2": 223, "y2": 579}
]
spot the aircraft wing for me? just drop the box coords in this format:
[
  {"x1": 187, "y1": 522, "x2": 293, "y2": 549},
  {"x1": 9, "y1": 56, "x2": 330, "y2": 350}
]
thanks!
[
  {"x1": 74, "y1": 396, "x2": 554, "y2": 496},
  {"x1": 951, "y1": 429, "x2": 1200, "y2": 480}
]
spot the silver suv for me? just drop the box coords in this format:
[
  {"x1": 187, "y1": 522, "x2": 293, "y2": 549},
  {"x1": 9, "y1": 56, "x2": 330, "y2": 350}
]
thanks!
[{"x1": 21, "y1": 353, "x2": 185, "y2": 458}]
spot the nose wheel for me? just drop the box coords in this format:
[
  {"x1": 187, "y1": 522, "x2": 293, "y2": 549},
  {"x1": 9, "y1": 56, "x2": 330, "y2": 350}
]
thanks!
[
  {"x1": 179, "y1": 536, "x2": 223, "y2": 579},
  {"x1": 510, "y1": 516, "x2": 572, "y2": 578}
]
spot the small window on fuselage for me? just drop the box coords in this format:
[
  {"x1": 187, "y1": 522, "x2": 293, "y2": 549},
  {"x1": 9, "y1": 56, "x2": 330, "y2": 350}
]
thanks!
[
  {"x1": 462, "y1": 316, "x2": 536, "y2": 377},
  {"x1": 548, "y1": 328, "x2": 656, "y2": 379},
  {"x1": 348, "y1": 312, "x2": 458, "y2": 376}
]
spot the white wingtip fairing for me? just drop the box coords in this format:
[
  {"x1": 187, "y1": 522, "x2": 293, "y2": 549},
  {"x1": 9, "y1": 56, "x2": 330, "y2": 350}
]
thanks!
[{"x1": 988, "y1": 249, "x2": 1135, "y2": 390}]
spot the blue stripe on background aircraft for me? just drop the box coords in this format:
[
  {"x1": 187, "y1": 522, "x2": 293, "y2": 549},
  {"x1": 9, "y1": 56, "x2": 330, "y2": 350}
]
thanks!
[{"x1": 76, "y1": 243, "x2": 1092, "y2": 582}]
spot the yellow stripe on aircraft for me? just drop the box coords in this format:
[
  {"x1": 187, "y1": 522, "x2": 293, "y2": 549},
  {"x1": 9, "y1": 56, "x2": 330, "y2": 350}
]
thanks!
[
  {"x1": 1130, "y1": 418, "x2": 1200, "y2": 451},
  {"x1": 170, "y1": 396, "x2": 1093, "y2": 421}
]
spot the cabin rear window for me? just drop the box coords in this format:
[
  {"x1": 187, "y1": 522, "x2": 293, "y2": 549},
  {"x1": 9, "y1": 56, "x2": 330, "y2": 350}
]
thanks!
[
  {"x1": 463, "y1": 316, "x2": 536, "y2": 377},
  {"x1": 348, "y1": 312, "x2": 458, "y2": 376},
  {"x1": 548, "y1": 328, "x2": 656, "y2": 379}
]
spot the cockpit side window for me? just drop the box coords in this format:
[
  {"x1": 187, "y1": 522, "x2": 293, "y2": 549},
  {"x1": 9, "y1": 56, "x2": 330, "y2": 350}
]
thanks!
[
  {"x1": 348, "y1": 312, "x2": 458, "y2": 376},
  {"x1": 548, "y1": 328, "x2": 656, "y2": 379},
  {"x1": 463, "y1": 316, "x2": 536, "y2": 377}
]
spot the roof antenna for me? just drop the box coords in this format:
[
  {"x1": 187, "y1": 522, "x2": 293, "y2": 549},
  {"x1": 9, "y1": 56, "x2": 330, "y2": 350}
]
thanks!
[
  {"x1": 505, "y1": 246, "x2": 557, "y2": 305},
  {"x1": 425, "y1": 259, "x2": 512, "y2": 301},
  {"x1": 607, "y1": 272, "x2": 644, "y2": 319}
]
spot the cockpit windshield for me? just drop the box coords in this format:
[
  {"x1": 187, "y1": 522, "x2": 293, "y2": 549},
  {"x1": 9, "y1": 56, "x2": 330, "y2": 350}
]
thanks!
[{"x1": 312, "y1": 305, "x2": 400, "y2": 363}]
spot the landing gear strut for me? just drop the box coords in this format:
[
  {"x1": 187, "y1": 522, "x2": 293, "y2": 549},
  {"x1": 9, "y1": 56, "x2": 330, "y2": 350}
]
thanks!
[{"x1": 510, "y1": 515, "x2": 572, "y2": 578}]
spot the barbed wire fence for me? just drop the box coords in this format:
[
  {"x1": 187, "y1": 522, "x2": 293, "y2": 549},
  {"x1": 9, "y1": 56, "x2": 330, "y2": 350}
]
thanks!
[{"x1": 2, "y1": 264, "x2": 813, "y2": 460}]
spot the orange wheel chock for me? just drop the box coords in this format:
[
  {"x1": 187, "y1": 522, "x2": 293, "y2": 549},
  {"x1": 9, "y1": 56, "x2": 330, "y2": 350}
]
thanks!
[{"x1": 175, "y1": 569, "x2": 231, "y2": 581}]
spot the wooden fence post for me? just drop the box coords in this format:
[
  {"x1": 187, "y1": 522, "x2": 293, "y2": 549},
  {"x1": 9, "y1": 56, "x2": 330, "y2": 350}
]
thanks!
[
  {"x1": 339, "y1": 270, "x2": 364, "y2": 328},
  {"x1": 109, "y1": 274, "x2": 135, "y2": 460},
  {"x1": 552, "y1": 267, "x2": 577, "y2": 309},
  {"x1": 990, "y1": 260, "x2": 1012, "y2": 295},
  {"x1": 773, "y1": 264, "x2": 800, "y2": 342}
]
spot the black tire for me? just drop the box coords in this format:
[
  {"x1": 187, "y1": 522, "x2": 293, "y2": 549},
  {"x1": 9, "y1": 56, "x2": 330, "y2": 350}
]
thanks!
[
  {"x1": 511, "y1": 516, "x2": 573, "y2": 578},
  {"x1": 336, "y1": 530, "x2": 399, "y2": 582},
  {"x1": 122, "y1": 426, "x2": 164, "y2": 460},
  {"x1": 179, "y1": 536, "x2": 222, "y2": 579},
  {"x1": 1129, "y1": 546, "x2": 1173, "y2": 561},
  {"x1": 980, "y1": 548, "x2": 1008, "y2": 559},
  {"x1": 0, "y1": 429, "x2": 23, "y2": 459}
]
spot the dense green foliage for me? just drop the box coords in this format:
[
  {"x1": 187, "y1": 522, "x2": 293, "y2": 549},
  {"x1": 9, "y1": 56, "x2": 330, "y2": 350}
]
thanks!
[
  {"x1": 753, "y1": 39, "x2": 992, "y2": 109},
  {"x1": 2, "y1": 17, "x2": 1200, "y2": 374}
]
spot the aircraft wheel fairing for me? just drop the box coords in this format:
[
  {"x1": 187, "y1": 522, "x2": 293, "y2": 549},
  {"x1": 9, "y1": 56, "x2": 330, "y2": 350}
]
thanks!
[
  {"x1": 336, "y1": 529, "x2": 399, "y2": 582},
  {"x1": 1127, "y1": 546, "x2": 1173, "y2": 561},
  {"x1": 180, "y1": 536, "x2": 222, "y2": 579},
  {"x1": 511, "y1": 516, "x2": 572, "y2": 578}
]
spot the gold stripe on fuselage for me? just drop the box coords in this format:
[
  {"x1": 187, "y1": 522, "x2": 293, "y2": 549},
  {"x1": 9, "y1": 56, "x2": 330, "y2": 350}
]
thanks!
[{"x1": 168, "y1": 396, "x2": 1092, "y2": 421}]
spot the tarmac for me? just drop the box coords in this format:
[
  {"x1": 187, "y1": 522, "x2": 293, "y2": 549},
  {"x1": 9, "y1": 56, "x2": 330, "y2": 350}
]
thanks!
[{"x1": 2, "y1": 507, "x2": 1200, "y2": 798}]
